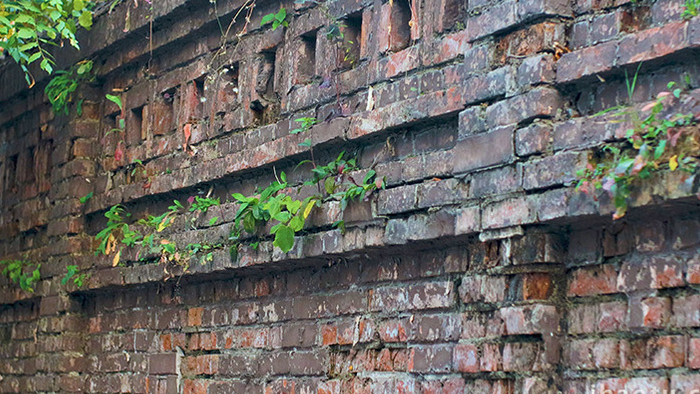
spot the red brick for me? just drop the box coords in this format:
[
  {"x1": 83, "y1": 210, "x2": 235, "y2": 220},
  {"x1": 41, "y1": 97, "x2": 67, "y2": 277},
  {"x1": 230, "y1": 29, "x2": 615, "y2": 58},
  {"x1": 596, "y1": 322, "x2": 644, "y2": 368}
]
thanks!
[
  {"x1": 479, "y1": 343, "x2": 502, "y2": 372},
  {"x1": 499, "y1": 304, "x2": 560, "y2": 335},
  {"x1": 522, "y1": 273, "x2": 553, "y2": 300},
  {"x1": 453, "y1": 344, "x2": 479, "y2": 373},
  {"x1": 688, "y1": 338, "x2": 700, "y2": 369},
  {"x1": 568, "y1": 264, "x2": 618, "y2": 297}
]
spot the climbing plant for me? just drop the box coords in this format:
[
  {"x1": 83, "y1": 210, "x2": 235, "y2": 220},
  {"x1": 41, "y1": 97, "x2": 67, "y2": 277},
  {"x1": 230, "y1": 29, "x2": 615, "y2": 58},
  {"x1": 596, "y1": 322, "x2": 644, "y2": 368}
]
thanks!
[
  {"x1": 92, "y1": 117, "x2": 384, "y2": 272},
  {"x1": 577, "y1": 80, "x2": 699, "y2": 219}
]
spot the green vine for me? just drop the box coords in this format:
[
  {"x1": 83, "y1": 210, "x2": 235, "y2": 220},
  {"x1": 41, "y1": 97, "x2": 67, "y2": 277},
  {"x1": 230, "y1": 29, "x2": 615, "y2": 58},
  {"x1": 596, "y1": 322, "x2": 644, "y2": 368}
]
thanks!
[
  {"x1": 92, "y1": 118, "x2": 384, "y2": 271},
  {"x1": 576, "y1": 81, "x2": 699, "y2": 219}
]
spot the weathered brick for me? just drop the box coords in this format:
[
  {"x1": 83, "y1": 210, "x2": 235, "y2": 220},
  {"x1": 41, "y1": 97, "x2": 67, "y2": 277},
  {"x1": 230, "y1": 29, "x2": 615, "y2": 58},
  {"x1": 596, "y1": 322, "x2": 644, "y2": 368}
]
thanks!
[
  {"x1": 485, "y1": 87, "x2": 563, "y2": 128},
  {"x1": 500, "y1": 304, "x2": 560, "y2": 335},
  {"x1": 522, "y1": 151, "x2": 587, "y2": 190},
  {"x1": 453, "y1": 126, "x2": 514, "y2": 174},
  {"x1": 516, "y1": 123, "x2": 551, "y2": 156},
  {"x1": 568, "y1": 264, "x2": 618, "y2": 297}
]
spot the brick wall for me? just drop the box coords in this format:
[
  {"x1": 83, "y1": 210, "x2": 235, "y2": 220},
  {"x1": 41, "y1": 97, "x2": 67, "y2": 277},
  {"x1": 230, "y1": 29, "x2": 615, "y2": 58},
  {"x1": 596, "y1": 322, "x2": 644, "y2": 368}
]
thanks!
[{"x1": 0, "y1": 0, "x2": 698, "y2": 391}]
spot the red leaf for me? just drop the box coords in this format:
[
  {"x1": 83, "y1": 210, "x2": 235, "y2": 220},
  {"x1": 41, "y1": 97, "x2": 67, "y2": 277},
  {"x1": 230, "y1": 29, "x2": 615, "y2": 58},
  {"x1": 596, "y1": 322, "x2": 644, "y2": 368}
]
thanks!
[
  {"x1": 668, "y1": 128, "x2": 682, "y2": 147},
  {"x1": 114, "y1": 142, "x2": 124, "y2": 162},
  {"x1": 183, "y1": 123, "x2": 192, "y2": 145},
  {"x1": 630, "y1": 155, "x2": 645, "y2": 176}
]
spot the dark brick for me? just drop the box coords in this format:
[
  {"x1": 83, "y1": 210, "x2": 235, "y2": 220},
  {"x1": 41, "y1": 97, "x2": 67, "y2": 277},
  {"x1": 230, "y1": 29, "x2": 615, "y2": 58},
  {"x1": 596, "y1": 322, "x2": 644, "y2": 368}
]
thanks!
[{"x1": 453, "y1": 126, "x2": 514, "y2": 174}]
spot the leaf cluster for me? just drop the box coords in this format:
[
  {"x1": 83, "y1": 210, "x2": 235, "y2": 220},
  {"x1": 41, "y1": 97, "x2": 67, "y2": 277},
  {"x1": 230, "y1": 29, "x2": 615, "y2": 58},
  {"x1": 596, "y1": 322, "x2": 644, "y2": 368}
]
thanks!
[
  {"x1": 0, "y1": 0, "x2": 94, "y2": 85},
  {"x1": 45, "y1": 59, "x2": 93, "y2": 115},
  {"x1": 683, "y1": 0, "x2": 699, "y2": 19},
  {"x1": 577, "y1": 81, "x2": 699, "y2": 219},
  {"x1": 261, "y1": 7, "x2": 288, "y2": 31},
  {"x1": 0, "y1": 259, "x2": 41, "y2": 293},
  {"x1": 61, "y1": 264, "x2": 87, "y2": 287}
]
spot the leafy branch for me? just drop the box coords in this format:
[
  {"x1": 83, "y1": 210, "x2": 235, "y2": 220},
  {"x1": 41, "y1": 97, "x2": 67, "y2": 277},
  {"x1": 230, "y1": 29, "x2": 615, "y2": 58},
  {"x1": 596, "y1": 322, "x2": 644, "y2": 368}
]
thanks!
[{"x1": 0, "y1": 0, "x2": 94, "y2": 86}]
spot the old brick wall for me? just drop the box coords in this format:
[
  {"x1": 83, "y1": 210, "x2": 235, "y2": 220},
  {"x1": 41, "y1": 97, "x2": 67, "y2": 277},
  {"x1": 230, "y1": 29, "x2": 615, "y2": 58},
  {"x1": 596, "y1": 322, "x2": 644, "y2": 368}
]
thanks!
[{"x1": 0, "y1": 0, "x2": 699, "y2": 391}]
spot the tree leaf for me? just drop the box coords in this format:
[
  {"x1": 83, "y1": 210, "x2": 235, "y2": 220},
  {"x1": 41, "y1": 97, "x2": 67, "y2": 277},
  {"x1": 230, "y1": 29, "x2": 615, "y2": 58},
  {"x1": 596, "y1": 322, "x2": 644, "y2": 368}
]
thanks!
[
  {"x1": 79, "y1": 192, "x2": 93, "y2": 204},
  {"x1": 243, "y1": 212, "x2": 257, "y2": 233},
  {"x1": 78, "y1": 10, "x2": 92, "y2": 28},
  {"x1": 273, "y1": 211, "x2": 291, "y2": 223},
  {"x1": 286, "y1": 199, "x2": 301, "y2": 214},
  {"x1": 324, "y1": 177, "x2": 336, "y2": 194},
  {"x1": 273, "y1": 225, "x2": 294, "y2": 252}
]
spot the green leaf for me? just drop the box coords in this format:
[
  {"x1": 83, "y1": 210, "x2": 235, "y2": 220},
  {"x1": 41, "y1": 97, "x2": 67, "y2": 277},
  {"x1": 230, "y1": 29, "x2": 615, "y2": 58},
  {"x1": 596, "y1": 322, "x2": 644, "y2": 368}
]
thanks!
[
  {"x1": 79, "y1": 192, "x2": 93, "y2": 204},
  {"x1": 363, "y1": 169, "x2": 376, "y2": 184},
  {"x1": 105, "y1": 94, "x2": 123, "y2": 110},
  {"x1": 78, "y1": 10, "x2": 92, "y2": 28},
  {"x1": 231, "y1": 192, "x2": 249, "y2": 202},
  {"x1": 654, "y1": 140, "x2": 667, "y2": 160},
  {"x1": 15, "y1": 15, "x2": 36, "y2": 25},
  {"x1": 76, "y1": 98, "x2": 84, "y2": 116},
  {"x1": 265, "y1": 197, "x2": 281, "y2": 218},
  {"x1": 17, "y1": 28, "x2": 35, "y2": 39},
  {"x1": 209, "y1": 217, "x2": 219, "y2": 226},
  {"x1": 40, "y1": 58, "x2": 54, "y2": 74},
  {"x1": 324, "y1": 177, "x2": 336, "y2": 194},
  {"x1": 261, "y1": 13, "x2": 276, "y2": 26},
  {"x1": 289, "y1": 214, "x2": 304, "y2": 231},
  {"x1": 27, "y1": 51, "x2": 41, "y2": 63},
  {"x1": 275, "y1": 7, "x2": 287, "y2": 22},
  {"x1": 273, "y1": 211, "x2": 291, "y2": 223},
  {"x1": 243, "y1": 212, "x2": 257, "y2": 233},
  {"x1": 273, "y1": 225, "x2": 295, "y2": 252},
  {"x1": 74, "y1": 0, "x2": 85, "y2": 11},
  {"x1": 286, "y1": 199, "x2": 301, "y2": 214}
]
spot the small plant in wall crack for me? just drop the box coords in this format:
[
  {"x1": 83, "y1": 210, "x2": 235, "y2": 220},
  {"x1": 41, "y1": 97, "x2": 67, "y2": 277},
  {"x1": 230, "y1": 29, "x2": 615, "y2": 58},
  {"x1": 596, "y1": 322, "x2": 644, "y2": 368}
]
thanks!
[
  {"x1": 62, "y1": 265, "x2": 88, "y2": 288},
  {"x1": 261, "y1": 7, "x2": 288, "y2": 30},
  {"x1": 682, "y1": 0, "x2": 699, "y2": 19},
  {"x1": 0, "y1": 259, "x2": 41, "y2": 293},
  {"x1": 105, "y1": 93, "x2": 127, "y2": 162},
  {"x1": 576, "y1": 80, "x2": 699, "y2": 219},
  {"x1": 291, "y1": 117, "x2": 317, "y2": 134}
]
